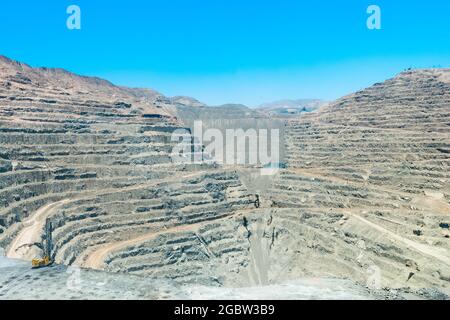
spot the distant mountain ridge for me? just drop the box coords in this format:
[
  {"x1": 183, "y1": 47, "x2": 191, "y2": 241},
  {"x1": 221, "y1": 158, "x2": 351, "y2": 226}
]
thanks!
[
  {"x1": 256, "y1": 99, "x2": 327, "y2": 115},
  {"x1": 170, "y1": 96, "x2": 207, "y2": 108}
]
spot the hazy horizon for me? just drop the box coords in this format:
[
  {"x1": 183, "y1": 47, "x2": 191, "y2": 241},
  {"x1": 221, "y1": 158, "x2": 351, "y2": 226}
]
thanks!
[{"x1": 1, "y1": 1, "x2": 449, "y2": 105}]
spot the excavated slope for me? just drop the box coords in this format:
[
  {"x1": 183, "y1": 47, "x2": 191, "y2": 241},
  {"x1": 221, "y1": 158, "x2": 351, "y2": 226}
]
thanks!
[
  {"x1": 0, "y1": 57, "x2": 448, "y2": 291},
  {"x1": 258, "y1": 69, "x2": 450, "y2": 289},
  {"x1": 0, "y1": 56, "x2": 256, "y2": 286}
]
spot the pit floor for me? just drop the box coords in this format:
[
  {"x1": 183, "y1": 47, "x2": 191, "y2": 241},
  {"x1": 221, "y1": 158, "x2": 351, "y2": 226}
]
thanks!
[{"x1": 0, "y1": 257, "x2": 444, "y2": 300}]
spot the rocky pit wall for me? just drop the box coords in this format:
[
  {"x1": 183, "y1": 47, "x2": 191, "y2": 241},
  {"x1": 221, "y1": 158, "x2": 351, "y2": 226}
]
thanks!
[{"x1": 0, "y1": 56, "x2": 449, "y2": 297}]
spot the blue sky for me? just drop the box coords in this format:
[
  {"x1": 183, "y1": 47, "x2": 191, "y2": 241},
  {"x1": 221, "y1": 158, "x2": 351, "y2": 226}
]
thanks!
[{"x1": 0, "y1": 0, "x2": 449, "y2": 106}]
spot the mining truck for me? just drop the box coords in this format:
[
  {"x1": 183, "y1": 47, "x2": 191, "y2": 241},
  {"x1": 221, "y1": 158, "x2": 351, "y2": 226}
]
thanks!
[{"x1": 31, "y1": 219, "x2": 53, "y2": 269}]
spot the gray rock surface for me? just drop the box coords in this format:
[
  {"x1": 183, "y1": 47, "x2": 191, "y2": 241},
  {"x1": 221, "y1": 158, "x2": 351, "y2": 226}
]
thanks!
[
  {"x1": 2, "y1": 257, "x2": 446, "y2": 300},
  {"x1": 0, "y1": 55, "x2": 449, "y2": 299}
]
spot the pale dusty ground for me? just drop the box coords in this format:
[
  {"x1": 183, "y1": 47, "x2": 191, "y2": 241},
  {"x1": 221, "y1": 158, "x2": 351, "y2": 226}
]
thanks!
[{"x1": 0, "y1": 257, "x2": 448, "y2": 300}]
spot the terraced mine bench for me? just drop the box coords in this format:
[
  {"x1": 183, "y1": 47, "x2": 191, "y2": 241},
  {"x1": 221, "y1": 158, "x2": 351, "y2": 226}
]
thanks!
[{"x1": 0, "y1": 56, "x2": 449, "y2": 291}]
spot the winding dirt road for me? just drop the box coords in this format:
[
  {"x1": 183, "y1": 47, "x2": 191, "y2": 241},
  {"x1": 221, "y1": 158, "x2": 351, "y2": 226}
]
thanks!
[
  {"x1": 6, "y1": 199, "x2": 70, "y2": 260},
  {"x1": 81, "y1": 224, "x2": 201, "y2": 270},
  {"x1": 80, "y1": 208, "x2": 256, "y2": 270},
  {"x1": 349, "y1": 213, "x2": 450, "y2": 266},
  {"x1": 5, "y1": 171, "x2": 206, "y2": 261},
  {"x1": 290, "y1": 168, "x2": 450, "y2": 266}
]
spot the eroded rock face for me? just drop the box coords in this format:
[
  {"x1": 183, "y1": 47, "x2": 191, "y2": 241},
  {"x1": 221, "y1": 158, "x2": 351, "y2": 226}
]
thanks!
[
  {"x1": 258, "y1": 69, "x2": 450, "y2": 289},
  {"x1": 0, "y1": 55, "x2": 449, "y2": 292},
  {"x1": 0, "y1": 56, "x2": 255, "y2": 284}
]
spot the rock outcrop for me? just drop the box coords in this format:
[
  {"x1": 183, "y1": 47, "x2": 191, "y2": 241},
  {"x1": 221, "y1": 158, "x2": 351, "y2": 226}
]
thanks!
[
  {"x1": 0, "y1": 56, "x2": 448, "y2": 291},
  {"x1": 0, "y1": 56, "x2": 255, "y2": 286}
]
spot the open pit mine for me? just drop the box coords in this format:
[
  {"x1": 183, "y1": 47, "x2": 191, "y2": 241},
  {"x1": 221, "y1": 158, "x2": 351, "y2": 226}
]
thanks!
[{"x1": 0, "y1": 56, "x2": 449, "y2": 299}]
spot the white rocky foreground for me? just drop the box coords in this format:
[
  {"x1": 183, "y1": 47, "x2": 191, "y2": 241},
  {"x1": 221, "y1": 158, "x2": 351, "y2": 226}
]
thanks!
[
  {"x1": 0, "y1": 56, "x2": 449, "y2": 296},
  {"x1": 1, "y1": 257, "x2": 447, "y2": 300}
]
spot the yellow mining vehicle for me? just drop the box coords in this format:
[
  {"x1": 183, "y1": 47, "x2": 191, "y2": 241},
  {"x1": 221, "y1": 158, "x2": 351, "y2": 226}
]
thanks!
[
  {"x1": 32, "y1": 256, "x2": 52, "y2": 268},
  {"x1": 31, "y1": 219, "x2": 53, "y2": 269}
]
